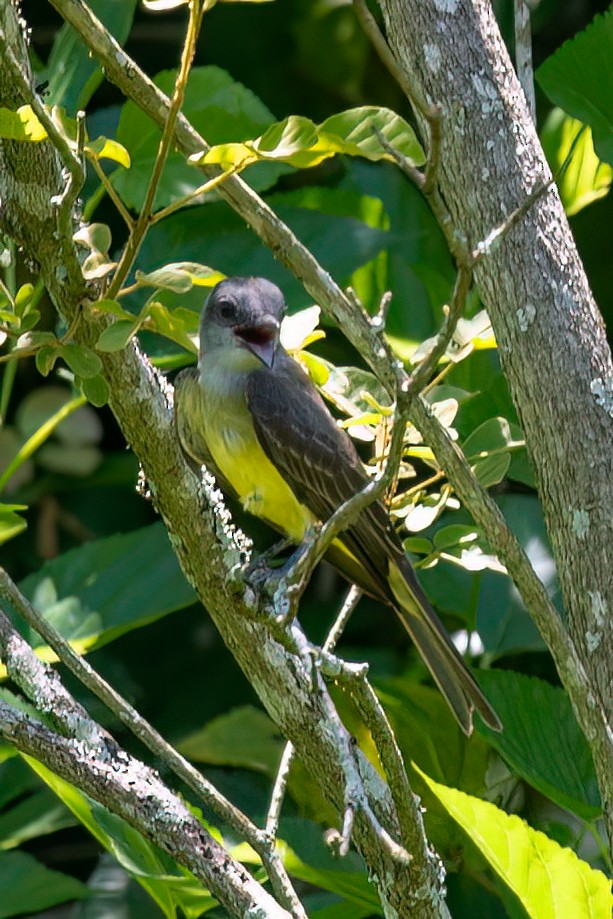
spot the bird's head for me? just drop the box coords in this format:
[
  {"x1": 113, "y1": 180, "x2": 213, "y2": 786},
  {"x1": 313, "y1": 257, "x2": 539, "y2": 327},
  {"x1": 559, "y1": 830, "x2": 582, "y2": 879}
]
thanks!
[{"x1": 199, "y1": 277, "x2": 285, "y2": 370}]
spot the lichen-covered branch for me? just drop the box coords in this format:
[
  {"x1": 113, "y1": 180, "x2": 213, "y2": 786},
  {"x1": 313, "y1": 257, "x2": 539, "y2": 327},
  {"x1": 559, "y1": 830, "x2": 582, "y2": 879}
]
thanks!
[
  {"x1": 376, "y1": 0, "x2": 613, "y2": 842},
  {"x1": 0, "y1": 607, "x2": 291, "y2": 918}
]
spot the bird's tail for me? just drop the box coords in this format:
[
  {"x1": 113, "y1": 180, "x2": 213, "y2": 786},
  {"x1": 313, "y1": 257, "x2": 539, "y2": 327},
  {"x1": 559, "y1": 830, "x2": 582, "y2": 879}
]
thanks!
[{"x1": 388, "y1": 558, "x2": 502, "y2": 735}]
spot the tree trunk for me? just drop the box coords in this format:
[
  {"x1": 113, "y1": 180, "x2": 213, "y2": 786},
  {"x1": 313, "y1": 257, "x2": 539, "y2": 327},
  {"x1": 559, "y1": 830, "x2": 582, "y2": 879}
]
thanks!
[{"x1": 379, "y1": 0, "x2": 613, "y2": 843}]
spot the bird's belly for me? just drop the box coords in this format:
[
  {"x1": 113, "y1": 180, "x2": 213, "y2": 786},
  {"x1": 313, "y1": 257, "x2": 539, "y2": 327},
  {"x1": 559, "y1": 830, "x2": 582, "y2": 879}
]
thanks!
[{"x1": 205, "y1": 409, "x2": 314, "y2": 543}]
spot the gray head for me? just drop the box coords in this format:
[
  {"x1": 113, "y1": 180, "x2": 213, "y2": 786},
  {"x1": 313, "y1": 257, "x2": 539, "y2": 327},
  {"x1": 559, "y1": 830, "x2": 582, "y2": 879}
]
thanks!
[{"x1": 199, "y1": 277, "x2": 286, "y2": 370}]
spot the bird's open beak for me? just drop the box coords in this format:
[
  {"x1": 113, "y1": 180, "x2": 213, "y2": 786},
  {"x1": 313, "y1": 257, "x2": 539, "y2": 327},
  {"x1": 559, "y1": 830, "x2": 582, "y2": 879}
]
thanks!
[{"x1": 233, "y1": 316, "x2": 279, "y2": 368}]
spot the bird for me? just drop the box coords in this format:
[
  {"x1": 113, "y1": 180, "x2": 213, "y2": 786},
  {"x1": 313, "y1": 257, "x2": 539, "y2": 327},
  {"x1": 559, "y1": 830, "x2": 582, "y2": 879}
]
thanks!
[{"x1": 174, "y1": 276, "x2": 501, "y2": 735}]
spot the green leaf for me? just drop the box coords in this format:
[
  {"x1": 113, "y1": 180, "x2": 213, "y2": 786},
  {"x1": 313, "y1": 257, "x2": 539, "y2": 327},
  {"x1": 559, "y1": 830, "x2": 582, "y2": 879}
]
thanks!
[
  {"x1": 201, "y1": 106, "x2": 425, "y2": 172},
  {"x1": 46, "y1": 0, "x2": 139, "y2": 114},
  {"x1": 417, "y1": 767, "x2": 613, "y2": 919},
  {"x1": 472, "y1": 452, "x2": 511, "y2": 488},
  {"x1": 541, "y1": 109, "x2": 612, "y2": 215},
  {"x1": 23, "y1": 758, "x2": 216, "y2": 918},
  {"x1": 463, "y1": 417, "x2": 525, "y2": 459},
  {"x1": 342, "y1": 158, "x2": 454, "y2": 342},
  {"x1": 60, "y1": 342, "x2": 103, "y2": 379},
  {"x1": 21, "y1": 331, "x2": 56, "y2": 347},
  {"x1": 147, "y1": 303, "x2": 199, "y2": 354},
  {"x1": 463, "y1": 417, "x2": 523, "y2": 487},
  {"x1": 96, "y1": 319, "x2": 138, "y2": 352},
  {"x1": 35, "y1": 345, "x2": 60, "y2": 376},
  {"x1": 292, "y1": 351, "x2": 327, "y2": 388},
  {"x1": 475, "y1": 670, "x2": 600, "y2": 819},
  {"x1": 135, "y1": 262, "x2": 225, "y2": 293},
  {"x1": 74, "y1": 222, "x2": 112, "y2": 254},
  {"x1": 322, "y1": 107, "x2": 424, "y2": 164},
  {"x1": 115, "y1": 66, "x2": 282, "y2": 211},
  {"x1": 15, "y1": 387, "x2": 101, "y2": 446},
  {"x1": 81, "y1": 374, "x2": 110, "y2": 407},
  {"x1": 178, "y1": 706, "x2": 283, "y2": 776},
  {"x1": 0, "y1": 787, "x2": 75, "y2": 851},
  {"x1": 14, "y1": 283, "x2": 35, "y2": 317},
  {"x1": 93, "y1": 298, "x2": 134, "y2": 320},
  {"x1": 433, "y1": 525, "x2": 480, "y2": 550},
  {"x1": 377, "y1": 679, "x2": 490, "y2": 793},
  {"x1": 282, "y1": 849, "x2": 381, "y2": 914},
  {"x1": 403, "y1": 536, "x2": 433, "y2": 555},
  {"x1": 537, "y1": 10, "x2": 613, "y2": 166},
  {"x1": 0, "y1": 105, "x2": 47, "y2": 142},
  {"x1": 18, "y1": 309, "x2": 41, "y2": 332},
  {"x1": 1, "y1": 522, "x2": 196, "y2": 673},
  {"x1": 0, "y1": 851, "x2": 88, "y2": 918},
  {"x1": 375, "y1": 678, "x2": 490, "y2": 856}
]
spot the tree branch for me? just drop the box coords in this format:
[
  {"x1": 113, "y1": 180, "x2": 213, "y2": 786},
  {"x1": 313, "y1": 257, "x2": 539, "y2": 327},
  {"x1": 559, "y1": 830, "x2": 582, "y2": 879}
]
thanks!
[
  {"x1": 0, "y1": 606, "x2": 292, "y2": 918},
  {"x1": 376, "y1": 0, "x2": 613, "y2": 843},
  {"x1": 0, "y1": 568, "x2": 307, "y2": 919}
]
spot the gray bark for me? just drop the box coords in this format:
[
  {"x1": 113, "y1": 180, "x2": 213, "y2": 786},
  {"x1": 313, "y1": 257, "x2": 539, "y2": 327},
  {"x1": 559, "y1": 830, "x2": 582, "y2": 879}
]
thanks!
[{"x1": 379, "y1": 0, "x2": 613, "y2": 841}]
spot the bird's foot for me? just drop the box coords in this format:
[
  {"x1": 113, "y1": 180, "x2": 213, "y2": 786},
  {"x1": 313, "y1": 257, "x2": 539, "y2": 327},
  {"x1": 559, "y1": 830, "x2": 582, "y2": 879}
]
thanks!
[{"x1": 243, "y1": 536, "x2": 294, "y2": 590}]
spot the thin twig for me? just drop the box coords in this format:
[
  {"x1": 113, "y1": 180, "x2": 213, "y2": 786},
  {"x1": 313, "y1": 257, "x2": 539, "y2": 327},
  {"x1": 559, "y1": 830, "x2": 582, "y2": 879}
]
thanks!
[
  {"x1": 265, "y1": 741, "x2": 295, "y2": 840},
  {"x1": 106, "y1": 1, "x2": 204, "y2": 299},
  {"x1": 150, "y1": 167, "x2": 239, "y2": 225},
  {"x1": 264, "y1": 583, "x2": 363, "y2": 842},
  {"x1": 87, "y1": 153, "x2": 134, "y2": 229},
  {"x1": 352, "y1": 0, "x2": 429, "y2": 121},
  {"x1": 324, "y1": 584, "x2": 363, "y2": 653},
  {"x1": 331, "y1": 656, "x2": 421, "y2": 858},
  {"x1": 0, "y1": 394, "x2": 86, "y2": 494}
]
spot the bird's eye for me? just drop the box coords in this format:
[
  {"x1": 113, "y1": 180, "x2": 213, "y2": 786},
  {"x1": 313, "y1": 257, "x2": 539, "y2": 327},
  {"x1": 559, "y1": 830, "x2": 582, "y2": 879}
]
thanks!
[{"x1": 217, "y1": 301, "x2": 235, "y2": 322}]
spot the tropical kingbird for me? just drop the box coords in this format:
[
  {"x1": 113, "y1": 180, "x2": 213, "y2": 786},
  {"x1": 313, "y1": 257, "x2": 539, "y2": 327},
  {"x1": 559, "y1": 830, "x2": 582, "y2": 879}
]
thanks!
[{"x1": 175, "y1": 277, "x2": 501, "y2": 735}]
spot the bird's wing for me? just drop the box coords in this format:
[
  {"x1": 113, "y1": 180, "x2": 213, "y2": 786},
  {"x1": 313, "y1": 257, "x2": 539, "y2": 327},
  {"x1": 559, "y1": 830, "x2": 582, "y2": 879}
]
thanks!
[
  {"x1": 245, "y1": 351, "x2": 406, "y2": 598},
  {"x1": 174, "y1": 367, "x2": 240, "y2": 501},
  {"x1": 246, "y1": 352, "x2": 501, "y2": 734}
]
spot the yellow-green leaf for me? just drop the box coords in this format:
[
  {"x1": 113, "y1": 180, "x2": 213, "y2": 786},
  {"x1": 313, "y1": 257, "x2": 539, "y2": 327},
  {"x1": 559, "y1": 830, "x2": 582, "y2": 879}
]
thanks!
[
  {"x1": 0, "y1": 105, "x2": 47, "y2": 142},
  {"x1": 0, "y1": 505, "x2": 27, "y2": 545},
  {"x1": 417, "y1": 767, "x2": 613, "y2": 919},
  {"x1": 96, "y1": 319, "x2": 138, "y2": 352},
  {"x1": 297, "y1": 350, "x2": 330, "y2": 386},
  {"x1": 135, "y1": 262, "x2": 225, "y2": 293},
  {"x1": 86, "y1": 136, "x2": 131, "y2": 169},
  {"x1": 198, "y1": 106, "x2": 425, "y2": 173},
  {"x1": 541, "y1": 109, "x2": 612, "y2": 216},
  {"x1": 93, "y1": 299, "x2": 133, "y2": 321},
  {"x1": 146, "y1": 303, "x2": 199, "y2": 354}
]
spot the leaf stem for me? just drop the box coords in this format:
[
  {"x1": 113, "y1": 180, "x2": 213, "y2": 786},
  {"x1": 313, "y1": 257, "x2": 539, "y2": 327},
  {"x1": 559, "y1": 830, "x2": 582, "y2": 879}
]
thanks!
[
  {"x1": 0, "y1": 393, "x2": 86, "y2": 494},
  {"x1": 105, "y1": 0, "x2": 204, "y2": 300}
]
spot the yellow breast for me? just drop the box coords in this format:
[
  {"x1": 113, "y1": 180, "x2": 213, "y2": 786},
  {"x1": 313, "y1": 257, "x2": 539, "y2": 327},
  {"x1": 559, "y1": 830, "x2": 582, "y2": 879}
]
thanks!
[{"x1": 200, "y1": 361, "x2": 314, "y2": 542}]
